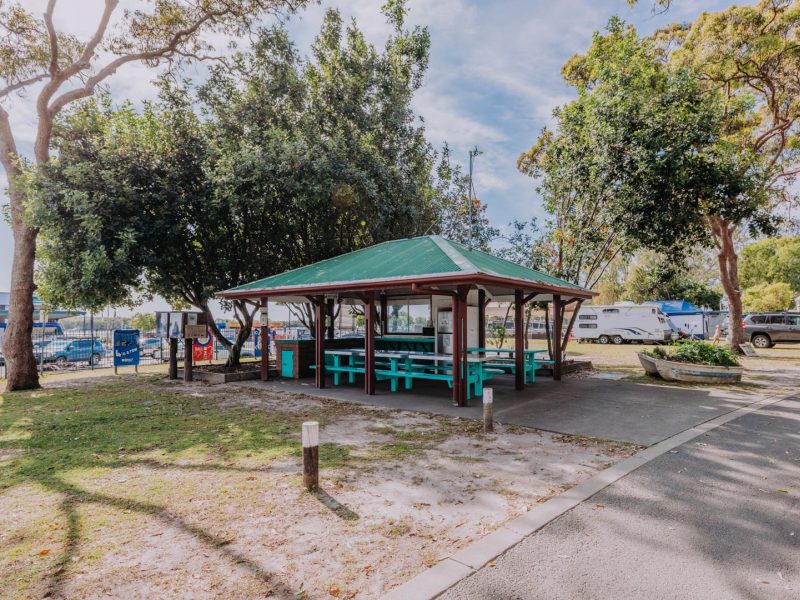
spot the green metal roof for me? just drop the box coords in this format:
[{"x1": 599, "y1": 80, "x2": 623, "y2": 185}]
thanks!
[{"x1": 222, "y1": 235, "x2": 590, "y2": 296}]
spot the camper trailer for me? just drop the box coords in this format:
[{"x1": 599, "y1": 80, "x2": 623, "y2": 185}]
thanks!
[{"x1": 573, "y1": 303, "x2": 673, "y2": 344}]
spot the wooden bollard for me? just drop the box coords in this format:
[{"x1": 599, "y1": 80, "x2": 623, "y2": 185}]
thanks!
[
  {"x1": 302, "y1": 421, "x2": 320, "y2": 490},
  {"x1": 483, "y1": 388, "x2": 494, "y2": 433},
  {"x1": 168, "y1": 338, "x2": 178, "y2": 380}
]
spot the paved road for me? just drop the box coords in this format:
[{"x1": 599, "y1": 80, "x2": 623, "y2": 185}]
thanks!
[{"x1": 442, "y1": 395, "x2": 800, "y2": 600}]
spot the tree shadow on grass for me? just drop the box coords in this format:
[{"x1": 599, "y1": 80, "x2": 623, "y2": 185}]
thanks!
[{"x1": 43, "y1": 474, "x2": 296, "y2": 599}]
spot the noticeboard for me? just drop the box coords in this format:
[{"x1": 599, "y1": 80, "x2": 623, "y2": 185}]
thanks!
[
  {"x1": 113, "y1": 329, "x2": 140, "y2": 367},
  {"x1": 155, "y1": 311, "x2": 209, "y2": 339}
]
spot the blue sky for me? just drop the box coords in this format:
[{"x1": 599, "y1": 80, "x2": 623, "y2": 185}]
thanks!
[{"x1": 0, "y1": 0, "x2": 734, "y2": 315}]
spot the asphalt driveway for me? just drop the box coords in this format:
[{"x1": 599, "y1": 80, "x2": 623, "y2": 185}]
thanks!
[{"x1": 250, "y1": 375, "x2": 759, "y2": 445}]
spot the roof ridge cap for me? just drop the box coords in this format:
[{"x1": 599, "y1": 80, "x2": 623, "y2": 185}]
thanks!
[{"x1": 430, "y1": 236, "x2": 478, "y2": 274}]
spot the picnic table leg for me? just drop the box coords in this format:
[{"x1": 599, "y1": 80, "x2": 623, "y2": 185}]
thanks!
[
  {"x1": 347, "y1": 354, "x2": 355, "y2": 384},
  {"x1": 474, "y1": 363, "x2": 483, "y2": 398},
  {"x1": 333, "y1": 355, "x2": 341, "y2": 386},
  {"x1": 390, "y1": 358, "x2": 399, "y2": 392},
  {"x1": 404, "y1": 356, "x2": 412, "y2": 390},
  {"x1": 529, "y1": 356, "x2": 537, "y2": 383}
]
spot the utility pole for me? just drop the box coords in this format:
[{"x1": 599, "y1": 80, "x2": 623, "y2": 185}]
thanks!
[{"x1": 467, "y1": 147, "x2": 482, "y2": 249}]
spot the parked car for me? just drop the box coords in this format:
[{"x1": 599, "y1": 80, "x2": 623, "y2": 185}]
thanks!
[
  {"x1": 742, "y1": 312, "x2": 800, "y2": 348},
  {"x1": 139, "y1": 337, "x2": 163, "y2": 358},
  {"x1": 38, "y1": 338, "x2": 105, "y2": 365}
]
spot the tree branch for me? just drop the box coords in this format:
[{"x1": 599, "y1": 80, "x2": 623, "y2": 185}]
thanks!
[
  {"x1": 43, "y1": 0, "x2": 59, "y2": 76},
  {"x1": 0, "y1": 73, "x2": 48, "y2": 99},
  {"x1": 48, "y1": 7, "x2": 223, "y2": 116}
]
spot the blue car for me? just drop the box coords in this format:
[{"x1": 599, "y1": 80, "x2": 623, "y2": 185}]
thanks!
[{"x1": 40, "y1": 338, "x2": 105, "y2": 365}]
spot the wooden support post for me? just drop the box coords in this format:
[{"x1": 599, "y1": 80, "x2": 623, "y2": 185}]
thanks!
[
  {"x1": 302, "y1": 421, "x2": 320, "y2": 490},
  {"x1": 364, "y1": 294, "x2": 376, "y2": 395},
  {"x1": 260, "y1": 299, "x2": 269, "y2": 381},
  {"x1": 514, "y1": 290, "x2": 525, "y2": 390},
  {"x1": 314, "y1": 298, "x2": 325, "y2": 388},
  {"x1": 379, "y1": 294, "x2": 388, "y2": 336},
  {"x1": 553, "y1": 294, "x2": 563, "y2": 381},
  {"x1": 451, "y1": 293, "x2": 462, "y2": 406},
  {"x1": 458, "y1": 287, "x2": 469, "y2": 407},
  {"x1": 183, "y1": 338, "x2": 193, "y2": 382},
  {"x1": 326, "y1": 298, "x2": 335, "y2": 340},
  {"x1": 483, "y1": 387, "x2": 494, "y2": 433},
  {"x1": 168, "y1": 337, "x2": 178, "y2": 380},
  {"x1": 478, "y1": 289, "x2": 486, "y2": 349}
]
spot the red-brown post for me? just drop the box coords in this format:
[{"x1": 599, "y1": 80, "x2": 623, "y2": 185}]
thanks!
[
  {"x1": 314, "y1": 297, "x2": 325, "y2": 388},
  {"x1": 553, "y1": 294, "x2": 563, "y2": 381},
  {"x1": 478, "y1": 289, "x2": 486, "y2": 349},
  {"x1": 514, "y1": 290, "x2": 524, "y2": 391},
  {"x1": 260, "y1": 298, "x2": 269, "y2": 381},
  {"x1": 458, "y1": 286, "x2": 469, "y2": 406},
  {"x1": 364, "y1": 293, "x2": 376, "y2": 395}
]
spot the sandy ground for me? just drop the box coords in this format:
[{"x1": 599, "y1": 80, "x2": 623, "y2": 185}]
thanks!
[{"x1": 0, "y1": 379, "x2": 638, "y2": 600}]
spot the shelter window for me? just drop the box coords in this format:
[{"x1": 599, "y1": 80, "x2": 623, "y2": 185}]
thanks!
[{"x1": 386, "y1": 298, "x2": 431, "y2": 334}]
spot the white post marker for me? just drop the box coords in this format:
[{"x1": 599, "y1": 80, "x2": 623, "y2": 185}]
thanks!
[
  {"x1": 302, "y1": 421, "x2": 320, "y2": 490},
  {"x1": 483, "y1": 388, "x2": 494, "y2": 433}
]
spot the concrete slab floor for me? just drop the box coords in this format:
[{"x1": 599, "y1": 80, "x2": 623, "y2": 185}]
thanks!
[{"x1": 238, "y1": 373, "x2": 758, "y2": 446}]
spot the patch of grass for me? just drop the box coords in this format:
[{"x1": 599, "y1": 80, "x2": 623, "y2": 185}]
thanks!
[{"x1": 0, "y1": 376, "x2": 356, "y2": 492}]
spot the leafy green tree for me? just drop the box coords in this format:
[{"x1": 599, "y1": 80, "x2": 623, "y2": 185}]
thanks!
[
  {"x1": 0, "y1": 0, "x2": 308, "y2": 391},
  {"x1": 553, "y1": 19, "x2": 777, "y2": 351},
  {"x1": 130, "y1": 313, "x2": 156, "y2": 332},
  {"x1": 623, "y1": 253, "x2": 723, "y2": 308},
  {"x1": 30, "y1": 2, "x2": 442, "y2": 364},
  {"x1": 740, "y1": 237, "x2": 800, "y2": 293},
  {"x1": 742, "y1": 282, "x2": 795, "y2": 313}
]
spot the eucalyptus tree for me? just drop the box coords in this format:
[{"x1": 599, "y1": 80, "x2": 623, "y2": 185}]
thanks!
[
  {"x1": 0, "y1": 0, "x2": 308, "y2": 390},
  {"x1": 30, "y1": 1, "x2": 442, "y2": 362},
  {"x1": 532, "y1": 19, "x2": 777, "y2": 351}
]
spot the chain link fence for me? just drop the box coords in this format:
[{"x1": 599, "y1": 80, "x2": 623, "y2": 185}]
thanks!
[{"x1": 0, "y1": 323, "x2": 263, "y2": 380}]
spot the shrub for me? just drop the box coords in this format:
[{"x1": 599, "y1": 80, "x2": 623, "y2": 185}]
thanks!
[{"x1": 644, "y1": 339, "x2": 739, "y2": 367}]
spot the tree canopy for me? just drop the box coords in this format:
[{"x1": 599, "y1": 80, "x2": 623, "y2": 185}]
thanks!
[
  {"x1": 740, "y1": 236, "x2": 800, "y2": 293},
  {"x1": 30, "y1": 2, "x2": 446, "y2": 363},
  {"x1": 0, "y1": 0, "x2": 309, "y2": 390},
  {"x1": 528, "y1": 17, "x2": 779, "y2": 351}
]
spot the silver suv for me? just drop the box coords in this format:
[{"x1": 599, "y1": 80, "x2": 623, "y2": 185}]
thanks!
[{"x1": 742, "y1": 312, "x2": 800, "y2": 348}]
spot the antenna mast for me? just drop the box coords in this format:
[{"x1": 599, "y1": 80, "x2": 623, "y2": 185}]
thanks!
[{"x1": 467, "y1": 146, "x2": 482, "y2": 249}]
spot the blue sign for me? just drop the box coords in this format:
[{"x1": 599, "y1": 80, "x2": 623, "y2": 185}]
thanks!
[{"x1": 114, "y1": 329, "x2": 140, "y2": 367}]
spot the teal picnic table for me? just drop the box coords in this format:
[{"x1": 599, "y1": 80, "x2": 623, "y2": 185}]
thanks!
[
  {"x1": 323, "y1": 349, "x2": 494, "y2": 399},
  {"x1": 467, "y1": 348, "x2": 552, "y2": 383}
]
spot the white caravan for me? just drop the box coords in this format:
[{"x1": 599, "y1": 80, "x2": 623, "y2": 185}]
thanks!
[{"x1": 573, "y1": 303, "x2": 674, "y2": 344}]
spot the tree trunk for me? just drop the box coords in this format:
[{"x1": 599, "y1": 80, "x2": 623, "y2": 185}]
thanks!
[
  {"x1": 709, "y1": 216, "x2": 744, "y2": 352},
  {"x1": 560, "y1": 300, "x2": 582, "y2": 361},
  {"x1": 1, "y1": 130, "x2": 40, "y2": 391}
]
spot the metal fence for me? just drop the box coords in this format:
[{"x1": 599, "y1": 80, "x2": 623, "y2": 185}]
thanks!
[{"x1": 0, "y1": 326, "x2": 264, "y2": 380}]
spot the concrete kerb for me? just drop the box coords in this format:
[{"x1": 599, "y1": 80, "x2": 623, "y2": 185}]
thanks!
[{"x1": 381, "y1": 386, "x2": 799, "y2": 600}]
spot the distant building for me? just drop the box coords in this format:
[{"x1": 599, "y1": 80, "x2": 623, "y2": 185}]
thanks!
[{"x1": 0, "y1": 292, "x2": 83, "y2": 324}]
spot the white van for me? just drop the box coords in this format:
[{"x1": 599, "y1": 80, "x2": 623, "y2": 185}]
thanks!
[{"x1": 573, "y1": 303, "x2": 674, "y2": 344}]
